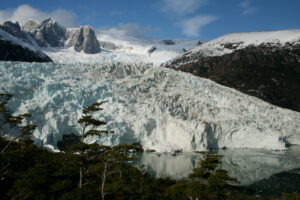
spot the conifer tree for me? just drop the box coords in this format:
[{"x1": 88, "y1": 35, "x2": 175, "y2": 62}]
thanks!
[
  {"x1": 0, "y1": 93, "x2": 36, "y2": 155},
  {"x1": 78, "y1": 101, "x2": 113, "y2": 142},
  {"x1": 66, "y1": 101, "x2": 114, "y2": 189},
  {"x1": 189, "y1": 153, "x2": 221, "y2": 181},
  {"x1": 67, "y1": 101, "x2": 135, "y2": 200},
  {"x1": 188, "y1": 153, "x2": 237, "y2": 199},
  {"x1": 0, "y1": 93, "x2": 36, "y2": 184}
]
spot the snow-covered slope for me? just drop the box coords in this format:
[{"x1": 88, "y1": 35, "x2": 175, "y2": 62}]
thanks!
[
  {"x1": 97, "y1": 33, "x2": 199, "y2": 65},
  {"x1": 165, "y1": 28, "x2": 300, "y2": 68},
  {"x1": 0, "y1": 29, "x2": 52, "y2": 62},
  {"x1": 0, "y1": 62, "x2": 299, "y2": 152},
  {"x1": 190, "y1": 28, "x2": 300, "y2": 57},
  {"x1": 0, "y1": 29, "x2": 42, "y2": 55},
  {"x1": 44, "y1": 35, "x2": 199, "y2": 66}
]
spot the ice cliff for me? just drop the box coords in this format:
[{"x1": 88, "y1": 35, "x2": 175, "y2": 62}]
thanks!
[{"x1": 0, "y1": 61, "x2": 299, "y2": 152}]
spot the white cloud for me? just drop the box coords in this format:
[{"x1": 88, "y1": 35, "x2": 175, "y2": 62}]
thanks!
[
  {"x1": 158, "y1": 0, "x2": 217, "y2": 38},
  {"x1": 0, "y1": 4, "x2": 77, "y2": 27},
  {"x1": 97, "y1": 23, "x2": 158, "y2": 41},
  {"x1": 240, "y1": 0, "x2": 257, "y2": 15},
  {"x1": 160, "y1": 0, "x2": 208, "y2": 16},
  {"x1": 178, "y1": 15, "x2": 217, "y2": 37}
]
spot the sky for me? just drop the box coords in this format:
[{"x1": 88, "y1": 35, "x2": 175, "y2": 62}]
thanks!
[{"x1": 0, "y1": 0, "x2": 299, "y2": 40}]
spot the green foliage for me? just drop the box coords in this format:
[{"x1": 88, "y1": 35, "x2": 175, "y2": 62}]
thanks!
[
  {"x1": 189, "y1": 153, "x2": 221, "y2": 180},
  {"x1": 0, "y1": 93, "x2": 36, "y2": 140},
  {"x1": 112, "y1": 143, "x2": 144, "y2": 153},
  {"x1": 82, "y1": 101, "x2": 107, "y2": 114},
  {"x1": 276, "y1": 193, "x2": 300, "y2": 200},
  {"x1": 208, "y1": 169, "x2": 237, "y2": 189},
  {"x1": 166, "y1": 181, "x2": 207, "y2": 200},
  {"x1": 78, "y1": 115, "x2": 107, "y2": 128},
  {"x1": 171, "y1": 153, "x2": 239, "y2": 200},
  {"x1": 21, "y1": 124, "x2": 37, "y2": 136},
  {"x1": 59, "y1": 186, "x2": 100, "y2": 200},
  {"x1": 10, "y1": 155, "x2": 76, "y2": 200},
  {"x1": 78, "y1": 101, "x2": 113, "y2": 140},
  {"x1": 0, "y1": 93, "x2": 37, "y2": 194}
]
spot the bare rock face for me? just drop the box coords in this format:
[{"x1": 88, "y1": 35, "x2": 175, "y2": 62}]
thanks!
[
  {"x1": 65, "y1": 26, "x2": 100, "y2": 54},
  {"x1": 21, "y1": 19, "x2": 101, "y2": 54},
  {"x1": 29, "y1": 18, "x2": 66, "y2": 47},
  {"x1": 160, "y1": 39, "x2": 176, "y2": 45},
  {"x1": 0, "y1": 39, "x2": 52, "y2": 62},
  {"x1": 22, "y1": 20, "x2": 40, "y2": 33}
]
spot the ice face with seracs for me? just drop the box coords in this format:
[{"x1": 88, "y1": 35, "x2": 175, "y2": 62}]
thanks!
[{"x1": 0, "y1": 61, "x2": 299, "y2": 152}]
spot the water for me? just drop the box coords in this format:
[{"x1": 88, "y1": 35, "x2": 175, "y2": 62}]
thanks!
[{"x1": 131, "y1": 146, "x2": 300, "y2": 196}]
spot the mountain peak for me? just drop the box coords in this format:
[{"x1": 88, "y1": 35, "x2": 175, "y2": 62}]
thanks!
[
  {"x1": 22, "y1": 20, "x2": 40, "y2": 32},
  {"x1": 41, "y1": 18, "x2": 58, "y2": 25},
  {"x1": 65, "y1": 25, "x2": 101, "y2": 54}
]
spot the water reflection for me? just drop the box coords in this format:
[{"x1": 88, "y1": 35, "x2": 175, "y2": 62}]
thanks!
[{"x1": 132, "y1": 146, "x2": 300, "y2": 186}]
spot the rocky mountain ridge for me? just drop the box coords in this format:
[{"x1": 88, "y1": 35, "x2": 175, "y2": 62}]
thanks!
[
  {"x1": 22, "y1": 18, "x2": 101, "y2": 54},
  {"x1": 0, "y1": 18, "x2": 101, "y2": 62}
]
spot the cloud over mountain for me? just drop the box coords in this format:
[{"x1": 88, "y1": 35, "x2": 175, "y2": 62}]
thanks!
[{"x1": 0, "y1": 4, "x2": 77, "y2": 27}]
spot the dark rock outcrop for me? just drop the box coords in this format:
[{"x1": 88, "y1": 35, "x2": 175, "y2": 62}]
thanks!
[
  {"x1": 197, "y1": 41, "x2": 203, "y2": 46},
  {"x1": 160, "y1": 39, "x2": 176, "y2": 45},
  {"x1": 147, "y1": 46, "x2": 157, "y2": 55},
  {"x1": 0, "y1": 39, "x2": 52, "y2": 62},
  {"x1": 0, "y1": 21, "x2": 52, "y2": 62},
  {"x1": 0, "y1": 21, "x2": 25, "y2": 39},
  {"x1": 166, "y1": 44, "x2": 300, "y2": 112}
]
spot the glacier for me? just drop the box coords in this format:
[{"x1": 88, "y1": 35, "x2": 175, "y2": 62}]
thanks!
[{"x1": 0, "y1": 61, "x2": 299, "y2": 152}]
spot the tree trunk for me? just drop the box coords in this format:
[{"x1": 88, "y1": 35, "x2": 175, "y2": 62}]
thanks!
[
  {"x1": 101, "y1": 162, "x2": 108, "y2": 200},
  {"x1": 1, "y1": 137, "x2": 18, "y2": 155},
  {"x1": 79, "y1": 166, "x2": 83, "y2": 188}
]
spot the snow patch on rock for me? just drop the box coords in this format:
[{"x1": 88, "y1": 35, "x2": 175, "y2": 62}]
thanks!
[{"x1": 191, "y1": 28, "x2": 300, "y2": 57}]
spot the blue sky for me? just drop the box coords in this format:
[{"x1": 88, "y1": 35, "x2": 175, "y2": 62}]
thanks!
[{"x1": 0, "y1": 0, "x2": 299, "y2": 40}]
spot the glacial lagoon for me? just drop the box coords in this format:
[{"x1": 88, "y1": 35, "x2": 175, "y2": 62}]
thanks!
[{"x1": 132, "y1": 146, "x2": 300, "y2": 196}]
